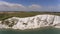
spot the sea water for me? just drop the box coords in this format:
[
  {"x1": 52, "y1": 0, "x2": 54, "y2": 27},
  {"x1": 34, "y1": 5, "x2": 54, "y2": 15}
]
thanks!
[{"x1": 0, "y1": 28, "x2": 60, "y2": 34}]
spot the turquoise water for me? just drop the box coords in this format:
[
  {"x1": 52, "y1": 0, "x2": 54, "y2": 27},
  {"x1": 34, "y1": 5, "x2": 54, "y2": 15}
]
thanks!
[{"x1": 0, "y1": 28, "x2": 60, "y2": 34}]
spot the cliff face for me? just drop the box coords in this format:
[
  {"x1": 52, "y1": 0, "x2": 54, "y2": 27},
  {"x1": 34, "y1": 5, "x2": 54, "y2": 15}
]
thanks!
[{"x1": 0, "y1": 14, "x2": 60, "y2": 30}]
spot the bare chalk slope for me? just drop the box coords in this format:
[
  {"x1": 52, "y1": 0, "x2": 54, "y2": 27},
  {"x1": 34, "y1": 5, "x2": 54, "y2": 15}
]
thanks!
[{"x1": 0, "y1": 14, "x2": 60, "y2": 30}]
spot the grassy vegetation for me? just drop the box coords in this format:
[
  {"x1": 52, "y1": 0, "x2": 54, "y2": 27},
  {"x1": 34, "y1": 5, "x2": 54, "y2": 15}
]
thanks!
[{"x1": 0, "y1": 11, "x2": 60, "y2": 20}]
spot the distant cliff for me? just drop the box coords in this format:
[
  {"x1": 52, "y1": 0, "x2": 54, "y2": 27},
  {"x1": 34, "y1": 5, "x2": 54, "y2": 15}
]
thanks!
[{"x1": 0, "y1": 14, "x2": 60, "y2": 30}]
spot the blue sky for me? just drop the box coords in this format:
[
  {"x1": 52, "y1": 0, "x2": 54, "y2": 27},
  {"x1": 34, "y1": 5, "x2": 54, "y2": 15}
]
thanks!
[
  {"x1": 3, "y1": 0, "x2": 58, "y2": 6},
  {"x1": 0, "y1": 0, "x2": 59, "y2": 12}
]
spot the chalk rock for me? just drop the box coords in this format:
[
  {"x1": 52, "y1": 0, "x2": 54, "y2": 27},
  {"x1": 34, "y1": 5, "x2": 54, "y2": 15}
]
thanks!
[{"x1": 0, "y1": 14, "x2": 60, "y2": 30}]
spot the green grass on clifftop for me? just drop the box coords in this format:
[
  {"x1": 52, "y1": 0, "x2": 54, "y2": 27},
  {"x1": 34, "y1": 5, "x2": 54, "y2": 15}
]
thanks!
[{"x1": 0, "y1": 11, "x2": 60, "y2": 20}]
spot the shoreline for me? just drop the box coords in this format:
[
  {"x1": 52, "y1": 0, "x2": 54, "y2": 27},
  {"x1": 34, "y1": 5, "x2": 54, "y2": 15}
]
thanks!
[{"x1": 0, "y1": 26, "x2": 55, "y2": 32}]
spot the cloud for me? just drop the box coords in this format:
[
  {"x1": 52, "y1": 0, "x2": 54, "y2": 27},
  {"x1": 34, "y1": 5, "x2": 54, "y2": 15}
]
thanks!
[
  {"x1": 0, "y1": 1, "x2": 42, "y2": 11},
  {"x1": 0, "y1": 1, "x2": 27, "y2": 11},
  {"x1": 28, "y1": 4, "x2": 42, "y2": 11},
  {"x1": 0, "y1": 1, "x2": 59, "y2": 11}
]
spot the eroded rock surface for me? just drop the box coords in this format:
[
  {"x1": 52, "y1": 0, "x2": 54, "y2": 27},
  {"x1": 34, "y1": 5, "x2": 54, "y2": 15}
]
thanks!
[{"x1": 0, "y1": 14, "x2": 60, "y2": 30}]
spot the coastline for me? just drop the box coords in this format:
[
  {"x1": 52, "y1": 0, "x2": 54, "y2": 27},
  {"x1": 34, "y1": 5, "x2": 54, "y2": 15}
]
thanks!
[{"x1": 0, "y1": 26, "x2": 55, "y2": 32}]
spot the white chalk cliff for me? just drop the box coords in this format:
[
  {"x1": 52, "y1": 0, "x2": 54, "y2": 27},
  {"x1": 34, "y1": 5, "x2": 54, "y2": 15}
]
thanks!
[{"x1": 0, "y1": 14, "x2": 60, "y2": 30}]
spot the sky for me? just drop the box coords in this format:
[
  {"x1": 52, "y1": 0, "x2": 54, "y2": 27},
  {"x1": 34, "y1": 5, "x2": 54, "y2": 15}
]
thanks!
[{"x1": 0, "y1": 0, "x2": 59, "y2": 12}]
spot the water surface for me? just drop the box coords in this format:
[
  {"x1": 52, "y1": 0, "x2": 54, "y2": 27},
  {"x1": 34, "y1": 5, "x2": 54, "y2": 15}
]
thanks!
[{"x1": 0, "y1": 28, "x2": 60, "y2": 34}]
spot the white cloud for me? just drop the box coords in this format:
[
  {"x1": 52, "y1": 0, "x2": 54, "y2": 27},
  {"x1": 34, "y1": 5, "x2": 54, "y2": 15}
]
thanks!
[
  {"x1": 0, "y1": 1, "x2": 43, "y2": 11},
  {"x1": 29, "y1": 4, "x2": 42, "y2": 9},
  {"x1": 0, "y1": 1, "x2": 27, "y2": 11},
  {"x1": 0, "y1": 1, "x2": 59, "y2": 11},
  {"x1": 28, "y1": 4, "x2": 42, "y2": 11}
]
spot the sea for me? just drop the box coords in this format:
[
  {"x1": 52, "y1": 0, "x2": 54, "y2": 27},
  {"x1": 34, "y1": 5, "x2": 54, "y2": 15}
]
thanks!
[{"x1": 0, "y1": 27, "x2": 60, "y2": 34}]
